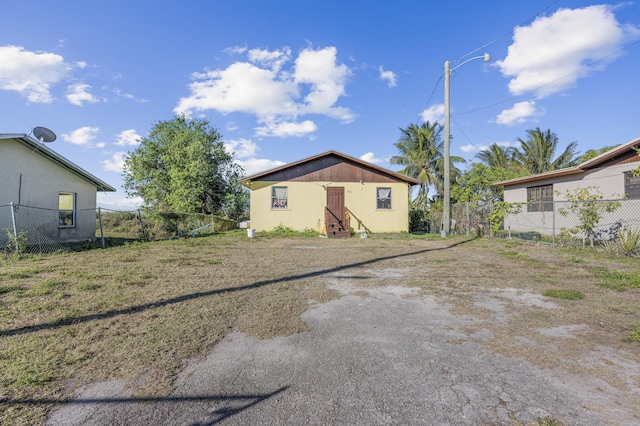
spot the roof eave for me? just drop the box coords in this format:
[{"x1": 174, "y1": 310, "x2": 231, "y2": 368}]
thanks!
[
  {"x1": 493, "y1": 167, "x2": 582, "y2": 187},
  {"x1": 2, "y1": 134, "x2": 117, "y2": 192},
  {"x1": 240, "y1": 150, "x2": 422, "y2": 186}
]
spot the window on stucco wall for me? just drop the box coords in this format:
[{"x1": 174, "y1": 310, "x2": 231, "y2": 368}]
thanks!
[
  {"x1": 527, "y1": 185, "x2": 553, "y2": 212},
  {"x1": 624, "y1": 172, "x2": 640, "y2": 199},
  {"x1": 58, "y1": 193, "x2": 76, "y2": 227},
  {"x1": 376, "y1": 187, "x2": 392, "y2": 209},
  {"x1": 271, "y1": 186, "x2": 288, "y2": 209}
]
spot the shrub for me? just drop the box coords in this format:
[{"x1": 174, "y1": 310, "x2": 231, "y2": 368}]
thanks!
[{"x1": 543, "y1": 289, "x2": 584, "y2": 300}]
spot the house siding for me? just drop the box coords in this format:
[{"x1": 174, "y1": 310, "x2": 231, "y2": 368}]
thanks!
[
  {"x1": 503, "y1": 162, "x2": 639, "y2": 234},
  {"x1": 1, "y1": 138, "x2": 100, "y2": 242},
  {"x1": 248, "y1": 180, "x2": 411, "y2": 233}
]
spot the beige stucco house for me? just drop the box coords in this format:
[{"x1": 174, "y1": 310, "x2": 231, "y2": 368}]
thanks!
[
  {"x1": 494, "y1": 136, "x2": 640, "y2": 236},
  {"x1": 1, "y1": 133, "x2": 116, "y2": 245},
  {"x1": 240, "y1": 151, "x2": 421, "y2": 237}
]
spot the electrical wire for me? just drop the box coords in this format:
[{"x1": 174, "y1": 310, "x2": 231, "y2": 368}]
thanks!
[{"x1": 457, "y1": 38, "x2": 640, "y2": 117}]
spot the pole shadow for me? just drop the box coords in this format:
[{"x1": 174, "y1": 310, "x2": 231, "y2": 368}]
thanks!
[
  {"x1": 2, "y1": 386, "x2": 289, "y2": 425},
  {"x1": 0, "y1": 238, "x2": 475, "y2": 338}
]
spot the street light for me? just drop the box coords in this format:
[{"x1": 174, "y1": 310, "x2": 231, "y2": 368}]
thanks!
[{"x1": 441, "y1": 53, "x2": 490, "y2": 238}]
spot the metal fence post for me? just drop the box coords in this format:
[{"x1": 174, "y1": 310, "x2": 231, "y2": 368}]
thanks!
[
  {"x1": 489, "y1": 201, "x2": 493, "y2": 238},
  {"x1": 10, "y1": 202, "x2": 19, "y2": 253},
  {"x1": 552, "y1": 201, "x2": 556, "y2": 246},
  {"x1": 137, "y1": 209, "x2": 147, "y2": 241},
  {"x1": 98, "y1": 207, "x2": 105, "y2": 249},
  {"x1": 465, "y1": 202, "x2": 470, "y2": 236}
]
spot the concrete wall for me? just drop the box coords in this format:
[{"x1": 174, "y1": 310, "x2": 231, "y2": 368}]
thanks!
[
  {"x1": 248, "y1": 180, "x2": 412, "y2": 233},
  {"x1": 503, "y1": 162, "x2": 638, "y2": 234},
  {"x1": 1, "y1": 139, "x2": 98, "y2": 242}
]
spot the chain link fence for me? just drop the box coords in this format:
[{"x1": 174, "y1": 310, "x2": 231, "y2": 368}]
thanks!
[
  {"x1": 426, "y1": 202, "x2": 493, "y2": 237},
  {"x1": 424, "y1": 198, "x2": 640, "y2": 245},
  {"x1": 1, "y1": 203, "x2": 239, "y2": 255},
  {"x1": 500, "y1": 198, "x2": 640, "y2": 246}
]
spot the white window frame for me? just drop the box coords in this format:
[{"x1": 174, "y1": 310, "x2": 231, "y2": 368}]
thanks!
[
  {"x1": 271, "y1": 186, "x2": 288, "y2": 209},
  {"x1": 58, "y1": 193, "x2": 76, "y2": 227},
  {"x1": 376, "y1": 187, "x2": 392, "y2": 210}
]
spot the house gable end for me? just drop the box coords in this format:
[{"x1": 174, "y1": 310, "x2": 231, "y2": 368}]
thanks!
[
  {"x1": 584, "y1": 149, "x2": 640, "y2": 170},
  {"x1": 261, "y1": 156, "x2": 399, "y2": 183}
]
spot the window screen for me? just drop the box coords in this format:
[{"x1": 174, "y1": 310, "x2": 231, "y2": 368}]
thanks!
[
  {"x1": 376, "y1": 187, "x2": 392, "y2": 209},
  {"x1": 527, "y1": 185, "x2": 553, "y2": 212},
  {"x1": 271, "y1": 186, "x2": 288, "y2": 209}
]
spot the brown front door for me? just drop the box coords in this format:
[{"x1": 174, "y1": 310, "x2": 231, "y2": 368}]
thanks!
[{"x1": 326, "y1": 187, "x2": 349, "y2": 237}]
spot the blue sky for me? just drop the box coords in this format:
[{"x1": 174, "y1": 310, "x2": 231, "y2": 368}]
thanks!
[{"x1": 1, "y1": 0, "x2": 639, "y2": 210}]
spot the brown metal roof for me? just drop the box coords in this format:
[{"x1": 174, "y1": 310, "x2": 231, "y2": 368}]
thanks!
[
  {"x1": 240, "y1": 150, "x2": 422, "y2": 186},
  {"x1": 493, "y1": 136, "x2": 640, "y2": 187}
]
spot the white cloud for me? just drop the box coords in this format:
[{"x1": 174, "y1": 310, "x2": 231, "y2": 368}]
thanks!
[
  {"x1": 223, "y1": 45, "x2": 247, "y2": 55},
  {"x1": 421, "y1": 104, "x2": 445, "y2": 123},
  {"x1": 114, "y1": 129, "x2": 141, "y2": 146},
  {"x1": 175, "y1": 62, "x2": 298, "y2": 118},
  {"x1": 224, "y1": 138, "x2": 258, "y2": 158},
  {"x1": 97, "y1": 192, "x2": 143, "y2": 211},
  {"x1": 101, "y1": 151, "x2": 127, "y2": 172},
  {"x1": 237, "y1": 158, "x2": 286, "y2": 176},
  {"x1": 175, "y1": 45, "x2": 354, "y2": 137},
  {"x1": 460, "y1": 144, "x2": 479, "y2": 153},
  {"x1": 66, "y1": 83, "x2": 99, "y2": 106},
  {"x1": 360, "y1": 152, "x2": 383, "y2": 164},
  {"x1": 0, "y1": 45, "x2": 71, "y2": 103},
  {"x1": 62, "y1": 126, "x2": 100, "y2": 145},
  {"x1": 496, "y1": 5, "x2": 640, "y2": 98},
  {"x1": 255, "y1": 120, "x2": 317, "y2": 138},
  {"x1": 113, "y1": 88, "x2": 148, "y2": 103},
  {"x1": 294, "y1": 46, "x2": 354, "y2": 121},
  {"x1": 495, "y1": 101, "x2": 544, "y2": 126},
  {"x1": 378, "y1": 66, "x2": 397, "y2": 87},
  {"x1": 248, "y1": 47, "x2": 291, "y2": 72}
]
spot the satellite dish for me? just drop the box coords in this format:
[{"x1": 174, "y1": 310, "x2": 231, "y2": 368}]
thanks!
[{"x1": 32, "y1": 126, "x2": 57, "y2": 143}]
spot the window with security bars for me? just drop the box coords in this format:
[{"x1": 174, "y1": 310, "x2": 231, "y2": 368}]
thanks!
[
  {"x1": 624, "y1": 172, "x2": 640, "y2": 199},
  {"x1": 376, "y1": 187, "x2": 392, "y2": 209},
  {"x1": 58, "y1": 193, "x2": 76, "y2": 227},
  {"x1": 527, "y1": 184, "x2": 553, "y2": 212},
  {"x1": 271, "y1": 186, "x2": 288, "y2": 209}
]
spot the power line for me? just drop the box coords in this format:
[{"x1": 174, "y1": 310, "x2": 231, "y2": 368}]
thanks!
[
  {"x1": 415, "y1": 1, "x2": 560, "y2": 125},
  {"x1": 457, "y1": 38, "x2": 640, "y2": 117},
  {"x1": 454, "y1": 1, "x2": 559, "y2": 65}
]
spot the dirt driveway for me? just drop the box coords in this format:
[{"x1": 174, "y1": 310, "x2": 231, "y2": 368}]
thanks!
[{"x1": 45, "y1": 237, "x2": 640, "y2": 425}]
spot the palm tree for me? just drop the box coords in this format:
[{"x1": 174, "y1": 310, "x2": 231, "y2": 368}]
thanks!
[
  {"x1": 512, "y1": 128, "x2": 579, "y2": 174},
  {"x1": 389, "y1": 122, "x2": 465, "y2": 206},
  {"x1": 475, "y1": 143, "x2": 515, "y2": 169}
]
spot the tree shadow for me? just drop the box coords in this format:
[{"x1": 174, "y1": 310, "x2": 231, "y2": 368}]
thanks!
[
  {"x1": 0, "y1": 238, "x2": 475, "y2": 338},
  {"x1": 2, "y1": 386, "x2": 289, "y2": 425}
]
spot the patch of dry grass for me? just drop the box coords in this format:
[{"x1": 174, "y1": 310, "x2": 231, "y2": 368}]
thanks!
[{"x1": 0, "y1": 234, "x2": 638, "y2": 425}]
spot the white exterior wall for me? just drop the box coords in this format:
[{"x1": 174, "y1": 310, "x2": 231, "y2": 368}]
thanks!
[
  {"x1": 1, "y1": 139, "x2": 99, "y2": 242},
  {"x1": 503, "y1": 162, "x2": 638, "y2": 235}
]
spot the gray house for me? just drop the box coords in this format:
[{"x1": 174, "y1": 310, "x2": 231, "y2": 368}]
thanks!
[
  {"x1": 1, "y1": 133, "x2": 116, "y2": 245},
  {"x1": 494, "y1": 136, "x2": 640, "y2": 236}
]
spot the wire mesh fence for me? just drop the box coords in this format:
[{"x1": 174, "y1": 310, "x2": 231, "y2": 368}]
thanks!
[
  {"x1": 427, "y1": 202, "x2": 493, "y2": 237},
  {"x1": 0, "y1": 203, "x2": 239, "y2": 255},
  {"x1": 503, "y1": 197, "x2": 640, "y2": 246},
  {"x1": 425, "y1": 198, "x2": 640, "y2": 246}
]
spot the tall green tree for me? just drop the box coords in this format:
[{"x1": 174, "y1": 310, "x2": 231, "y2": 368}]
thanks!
[
  {"x1": 475, "y1": 143, "x2": 516, "y2": 169},
  {"x1": 123, "y1": 115, "x2": 245, "y2": 216},
  {"x1": 389, "y1": 121, "x2": 465, "y2": 206},
  {"x1": 577, "y1": 144, "x2": 620, "y2": 163},
  {"x1": 512, "y1": 128, "x2": 579, "y2": 174},
  {"x1": 451, "y1": 163, "x2": 525, "y2": 205}
]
